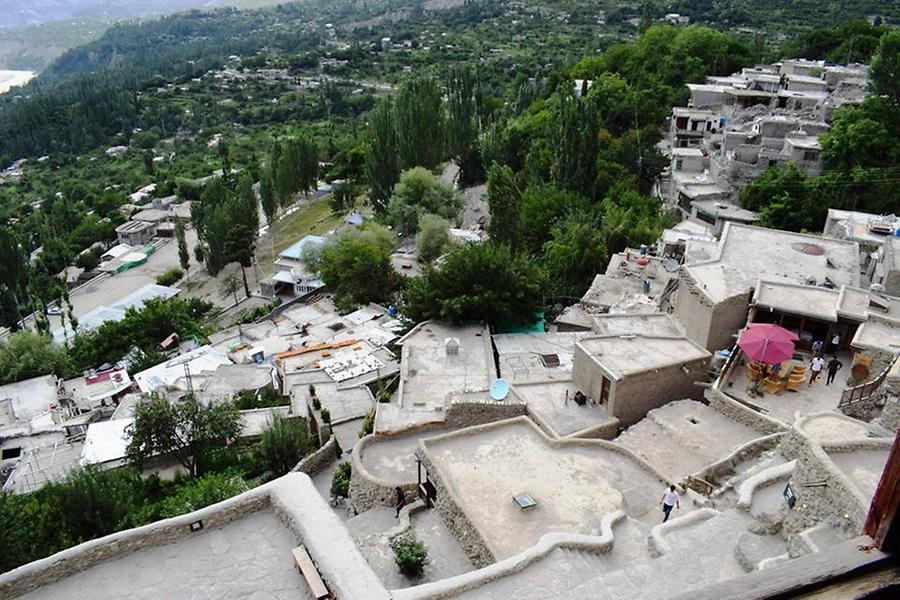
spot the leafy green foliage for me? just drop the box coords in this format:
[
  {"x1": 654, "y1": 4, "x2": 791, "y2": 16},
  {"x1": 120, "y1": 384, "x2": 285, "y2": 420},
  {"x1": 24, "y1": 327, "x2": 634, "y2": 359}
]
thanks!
[
  {"x1": 415, "y1": 214, "x2": 452, "y2": 263},
  {"x1": 147, "y1": 471, "x2": 248, "y2": 520},
  {"x1": 485, "y1": 162, "x2": 522, "y2": 247},
  {"x1": 405, "y1": 242, "x2": 546, "y2": 325},
  {"x1": 386, "y1": 167, "x2": 461, "y2": 237},
  {"x1": 359, "y1": 410, "x2": 375, "y2": 438},
  {"x1": 330, "y1": 461, "x2": 351, "y2": 498},
  {"x1": 175, "y1": 217, "x2": 190, "y2": 271},
  {"x1": 394, "y1": 76, "x2": 445, "y2": 171},
  {"x1": 364, "y1": 98, "x2": 401, "y2": 211},
  {"x1": 126, "y1": 394, "x2": 241, "y2": 478},
  {"x1": 318, "y1": 224, "x2": 399, "y2": 311},
  {"x1": 156, "y1": 267, "x2": 184, "y2": 287},
  {"x1": 232, "y1": 386, "x2": 290, "y2": 410},
  {"x1": 392, "y1": 535, "x2": 428, "y2": 578},
  {"x1": 257, "y1": 417, "x2": 316, "y2": 478},
  {"x1": 446, "y1": 66, "x2": 483, "y2": 185},
  {"x1": 870, "y1": 30, "x2": 900, "y2": 105},
  {"x1": 0, "y1": 331, "x2": 72, "y2": 385},
  {"x1": 67, "y1": 297, "x2": 213, "y2": 373}
]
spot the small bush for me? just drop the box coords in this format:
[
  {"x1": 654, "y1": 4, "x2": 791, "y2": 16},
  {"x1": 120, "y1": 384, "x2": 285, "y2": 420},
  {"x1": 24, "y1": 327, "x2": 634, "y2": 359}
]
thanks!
[
  {"x1": 312, "y1": 397, "x2": 321, "y2": 410},
  {"x1": 308, "y1": 384, "x2": 317, "y2": 397},
  {"x1": 257, "y1": 417, "x2": 315, "y2": 478},
  {"x1": 232, "y1": 386, "x2": 290, "y2": 410},
  {"x1": 320, "y1": 407, "x2": 331, "y2": 423},
  {"x1": 156, "y1": 267, "x2": 184, "y2": 286},
  {"x1": 330, "y1": 461, "x2": 351, "y2": 498},
  {"x1": 392, "y1": 535, "x2": 428, "y2": 578},
  {"x1": 359, "y1": 410, "x2": 375, "y2": 438}
]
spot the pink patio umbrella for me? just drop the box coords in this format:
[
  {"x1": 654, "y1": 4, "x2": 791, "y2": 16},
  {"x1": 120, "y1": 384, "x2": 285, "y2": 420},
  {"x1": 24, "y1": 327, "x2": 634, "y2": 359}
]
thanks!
[{"x1": 737, "y1": 323, "x2": 799, "y2": 366}]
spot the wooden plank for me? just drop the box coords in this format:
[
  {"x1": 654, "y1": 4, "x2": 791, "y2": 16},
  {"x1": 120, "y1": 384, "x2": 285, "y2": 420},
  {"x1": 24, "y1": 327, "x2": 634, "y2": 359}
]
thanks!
[
  {"x1": 291, "y1": 545, "x2": 329, "y2": 599},
  {"x1": 864, "y1": 430, "x2": 900, "y2": 552}
]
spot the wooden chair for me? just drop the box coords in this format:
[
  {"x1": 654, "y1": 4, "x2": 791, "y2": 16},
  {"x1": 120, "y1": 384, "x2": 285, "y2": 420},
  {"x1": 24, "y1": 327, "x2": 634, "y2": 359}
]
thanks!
[
  {"x1": 763, "y1": 377, "x2": 782, "y2": 395},
  {"x1": 747, "y1": 362, "x2": 761, "y2": 381},
  {"x1": 785, "y1": 373, "x2": 805, "y2": 392}
]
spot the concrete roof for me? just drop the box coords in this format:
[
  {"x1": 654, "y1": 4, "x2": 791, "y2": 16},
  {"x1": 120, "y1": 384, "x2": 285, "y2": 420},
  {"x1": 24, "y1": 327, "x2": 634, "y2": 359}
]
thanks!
[
  {"x1": 80, "y1": 418, "x2": 132, "y2": 465},
  {"x1": 672, "y1": 107, "x2": 716, "y2": 117},
  {"x1": 576, "y1": 334, "x2": 711, "y2": 380},
  {"x1": 63, "y1": 367, "x2": 133, "y2": 408},
  {"x1": 238, "y1": 407, "x2": 290, "y2": 438},
  {"x1": 419, "y1": 417, "x2": 666, "y2": 560},
  {"x1": 115, "y1": 220, "x2": 154, "y2": 233},
  {"x1": 580, "y1": 252, "x2": 679, "y2": 314},
  {"x1": 493, "y1": 332, "x2": 587, "y2": 383},
  {"x1": 0, "y1": 375, "x2": 58, "y2": 428},
  {"x1": 671, "y1": 147, "x2": 704, "y2": 157},
  {"x1": 753, "y1": 280, "x2": 840, "y2": 321},
  {"x1": 134, "y1": 345, "x2": 232, "y2": 393},
  {"x1": 131, "y1": 208, "x2": 169, "y2": 223},
  {"x1": 683, "y1": 223, "x2": 860, "y2": 303},
  {"x1": 279, "y1": 235, "x2": 325, "y2": 261},
  {"x1": 590, "y1": 313, "x2": 685, "y2": 338},
  {"x1": 823, "y1": 208, "x2": 900, "y2": 247},
  {"x1": 198, "y1": 363, "x2": 274, "y2": 399},
  {"x1": 784, "y1": 136, "x2": 821, "y2": 150},
  {"x1": 852, "y1": 316, "x2": 900, "y2": 354},
  {"x1": 691, "y1": 199, "x2": 758, "y2": 222},
  {"x1": 396, "y1": 322, "x2": 494, "y2": 411}
]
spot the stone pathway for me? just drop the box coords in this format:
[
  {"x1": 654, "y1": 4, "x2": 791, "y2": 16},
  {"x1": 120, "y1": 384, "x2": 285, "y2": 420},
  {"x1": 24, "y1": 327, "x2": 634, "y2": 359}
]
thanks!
[{"x1": 20, "y1": 510, "x2": 306, "y2": 600}]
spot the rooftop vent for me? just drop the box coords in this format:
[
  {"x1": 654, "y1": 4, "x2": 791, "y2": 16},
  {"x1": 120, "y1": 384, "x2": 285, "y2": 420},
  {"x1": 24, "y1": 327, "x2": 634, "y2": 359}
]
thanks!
[
  {"x1": 869, "y1": 221, "x2": 894, "y2": 236},
  {"x1": 791, "y1": 242, "x2": 825, "y2": 256}
]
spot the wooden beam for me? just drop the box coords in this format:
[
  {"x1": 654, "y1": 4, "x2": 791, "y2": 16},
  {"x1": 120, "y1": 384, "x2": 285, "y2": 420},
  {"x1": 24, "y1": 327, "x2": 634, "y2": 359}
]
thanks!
[{"x1": 864, "y1": 429, "x2": 900, "y2": 552}]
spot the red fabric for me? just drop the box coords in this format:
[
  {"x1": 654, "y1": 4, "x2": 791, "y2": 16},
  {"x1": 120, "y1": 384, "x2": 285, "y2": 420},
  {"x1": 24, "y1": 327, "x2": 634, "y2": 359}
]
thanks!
[{"x1": 738, "y1": 323, "x2": 798, "y2": 365}]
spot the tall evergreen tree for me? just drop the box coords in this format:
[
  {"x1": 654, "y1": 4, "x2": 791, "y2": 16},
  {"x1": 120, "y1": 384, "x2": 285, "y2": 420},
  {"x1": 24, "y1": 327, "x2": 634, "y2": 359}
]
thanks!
[
  {"x1": 175, "y1": 217, "x2": 190, "y2": 271},
  {"x1": 394, "y1": 76, "x2": 445, "y2": 170},
  {"x1": 486, "y1": 163, "x2": 522, "y2": 247},
  {"x1": 447, "y1": 67, "x2": 483, "y2": 185},
  {"x1": 551, "y1": 87, "x2": 599, "y2": 201},
  {"x1": 364, "y1": 98, "x2": 400, "y2": 211}
]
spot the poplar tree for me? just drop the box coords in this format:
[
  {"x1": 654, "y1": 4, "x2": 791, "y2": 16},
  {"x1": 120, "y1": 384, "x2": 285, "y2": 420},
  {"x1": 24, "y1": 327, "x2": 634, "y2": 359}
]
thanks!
[{"x1": 364, "y1": 98, "x2": 400, "y2": 211}]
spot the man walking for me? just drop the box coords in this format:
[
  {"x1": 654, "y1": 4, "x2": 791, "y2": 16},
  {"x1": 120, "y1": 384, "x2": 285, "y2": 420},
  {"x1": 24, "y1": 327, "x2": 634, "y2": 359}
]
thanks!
[
  {"x1": 826, "y1": 356, "x2": 844, "y2": 386},
  {"x1": 809, "y1": 355, "x2": 825, "y2": 385},
  {"x1": 661, "y1": 485, "x2": 680, "y2": 523}
]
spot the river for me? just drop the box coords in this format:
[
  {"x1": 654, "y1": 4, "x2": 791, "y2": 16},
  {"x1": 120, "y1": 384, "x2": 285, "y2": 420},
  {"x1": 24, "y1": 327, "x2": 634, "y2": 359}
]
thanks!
[{"x1": 0, "y1": 69, "x2": 34, "y2": 94}]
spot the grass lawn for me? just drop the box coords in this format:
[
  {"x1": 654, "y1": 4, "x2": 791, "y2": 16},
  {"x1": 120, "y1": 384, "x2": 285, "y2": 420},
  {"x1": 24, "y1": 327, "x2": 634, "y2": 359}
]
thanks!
[{"x1": 271, "y1": 194, "x2": 343, "y2": 254}]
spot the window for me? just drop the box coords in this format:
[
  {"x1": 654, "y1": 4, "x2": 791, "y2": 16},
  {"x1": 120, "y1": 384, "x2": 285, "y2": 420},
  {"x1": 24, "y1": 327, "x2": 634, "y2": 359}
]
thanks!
[
  {"x1": 803, "y1": 150, "x2": 819, "y2": 162},
  {"x1": 674, "y1": 159, "x2": 684, "y2": 171},
  {"x1": 705, "y1": 121, "x2": 712, "y2": 131},
  {"x1": 1, "y1": 447, "x2": 22, "y2": 460}
]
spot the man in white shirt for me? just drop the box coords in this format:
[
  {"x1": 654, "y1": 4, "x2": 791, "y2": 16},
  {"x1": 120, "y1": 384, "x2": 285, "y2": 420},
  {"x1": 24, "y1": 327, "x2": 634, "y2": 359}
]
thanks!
[
  {"x1": 809, "y1": 355, "x2": 825, "y2": 385},
  {"x1": 661, "y1": 485, "x2": 680, "y2": 523}
]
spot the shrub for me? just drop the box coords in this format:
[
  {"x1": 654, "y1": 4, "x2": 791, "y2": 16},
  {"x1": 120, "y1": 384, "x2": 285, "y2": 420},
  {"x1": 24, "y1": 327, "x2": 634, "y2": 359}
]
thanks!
[
  {"x1": 232, "y1": 386, "x2": 290, "y2": 410},
  {"x1": 330, "y1": 461, "x2": 351, "y2": 498},
  {"x1": 151, "y1": 471, "x2": 248, "y2": 519},
  {"x1": 359, "y1": 410, "x2": 375, "y2": 438},
  {"x1": 308, "y1": 384, "x2": 317, "y2": 397},
  {"x1": 156, "y1": 267, "x2": 184, "y2": 286},
  {"x1": 257, "y1": 417, "x2": 315, "y2": 478},
  {"x1": 392, "y1": 535, "x2": 428, "y2": 577},
  {"x1": 320, "y1": 407, "x2": 331, "y2": 423},
  {"x1": 312, "y1": 397, "x2": 321, "y2": 410}
]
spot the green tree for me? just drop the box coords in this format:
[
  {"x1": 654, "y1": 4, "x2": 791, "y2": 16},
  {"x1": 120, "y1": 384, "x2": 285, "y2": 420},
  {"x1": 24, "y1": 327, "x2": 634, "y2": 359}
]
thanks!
[
  {"x1": 393, "y1": 535, "x2": 428, "y2": 578},
  {"x1": 542, "y1": 212, "x2": 609, "y2": 297},
  {"x1": 405, "y1": 242, "x2": 546, "y2": 325},
  {"x1": 415, "y1": 214, "x2": 451, "y2": 263},
  {"x1": 519, "y1": 184, "x2": 591, "y2": 254},
  {"x1": 126, "y1": 394, "x2": 241, "y2": 478},
  {"x1": 364, "y1": 98, "x2": 400, "y2": 211},
  {"x1": 319, "y1": 225, "x2": 398, "y2": 311},
  {"x1": 739, "y1": 164, "x2": 810, "y2": 212},
  {"x1": 175, "y1": 217, "x2": 189, "y2": 271},
  {"x1": 386, "y1": 168, "x2": 461, "y2": 237},
  {"x1": 486, "y1": 163, "x2": 522, "y2": 247},
  {"x1": 447, "y1": 66, "x2": 483, "y2": 185},
  {"x1": 394, "y1": 76, "x2": 445, "y2": 170},
  {"x1": 868, "y1": 29, "x2": 900, "y2": 104},
  {"x1": 257, "y1": 416, "x2": 315, "y2": 478},
  {"x1": 551, "y1": 86, "x2": 599, "y2": 200},
  {"x1": 0, "y1": 331, "x2": 72, "y2": 385}
]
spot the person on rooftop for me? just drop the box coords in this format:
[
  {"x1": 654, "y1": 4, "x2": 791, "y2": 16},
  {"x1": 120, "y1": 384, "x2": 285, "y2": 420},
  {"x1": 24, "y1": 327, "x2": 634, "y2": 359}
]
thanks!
[
  {"x1": 809, "y1": 355, "x2": 825, "y2": 385},
  {"x1": 826, "y1": 356, "x2": 844, "y2": 386},
  {"x1": 661, "y1": 485, "x2": 680, "y2": 523}
]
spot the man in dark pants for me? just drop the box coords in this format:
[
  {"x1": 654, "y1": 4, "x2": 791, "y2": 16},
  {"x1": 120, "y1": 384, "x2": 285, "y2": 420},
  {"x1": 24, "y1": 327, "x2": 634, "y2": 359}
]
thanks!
[
  {"x1": 661, "y1": 485, "x2": 680, "y2": 523},
  {"x1": 826, "y1": 356, "x2": 844, "y2": 386}
]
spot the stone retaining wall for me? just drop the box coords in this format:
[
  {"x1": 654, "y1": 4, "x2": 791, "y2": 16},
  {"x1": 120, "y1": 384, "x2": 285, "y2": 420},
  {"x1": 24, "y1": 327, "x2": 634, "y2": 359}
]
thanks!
[
  {"x1": 778, "y1": 421, "x2": 890, "y2": 541},
  {"x1": 0, "y1": 489, "x2": 270, "y2": 599},
  {"x1": 293, "y1": 435, "x2": 338, "y2": 475},
  {"x1": 706, "y1": 387, "x2": 788, "y2": 434},
  {"x1": 691, "y1": 432, "x2": 785, "y2": 490},
  {"x1": 349, "y1": 432, "x2": 422, "y2": 514},
  {"x1": 444, "y1": 398, "x2": 527, "y2": 429}
]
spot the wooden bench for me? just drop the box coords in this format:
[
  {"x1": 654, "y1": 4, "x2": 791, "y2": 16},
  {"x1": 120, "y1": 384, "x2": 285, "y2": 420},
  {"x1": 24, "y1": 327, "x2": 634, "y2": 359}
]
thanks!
[{"x1": 291, "y1": 545, "x2": 329, "y2": 599}]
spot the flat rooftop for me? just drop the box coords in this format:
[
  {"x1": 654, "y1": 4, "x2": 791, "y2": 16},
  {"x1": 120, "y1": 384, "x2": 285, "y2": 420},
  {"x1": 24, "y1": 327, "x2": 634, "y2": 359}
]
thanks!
[
  {"x1": 691, "y1": 199, "x2": 758, "y2": 222},
  {"x1": 827, "y1": 448, "x2": 890, "y2": 503},
  {"x1": 590, "y1": 313, "x2": 685, "y2": 338},
  {"x1": 420, "y1": 417, "x2": 665, "y2": 560},
  {"x1": 616, "y1": 400, "x2": 763, "y2": 481},
  {"x1": 576, "y1": 335, "x2": 711, "y2": 379},
  {"x1": 18, "y1": 509, "x2": 307, "y2": 600},
  {"x1": 493, "y1": 332, "x2": 585, "y2": 384},
  {"x1": 683, "y1": 224, "x2": 860, "y2": 303},
  {"x1": 824, "y1": 208, "x2": 900, "y2": 247},
  {"x1": 397, "y1": 322, "x2": 494, "y2": 411},
  {"x1": 511, "y1": 380, "x2": 618, "y2": 437}
]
